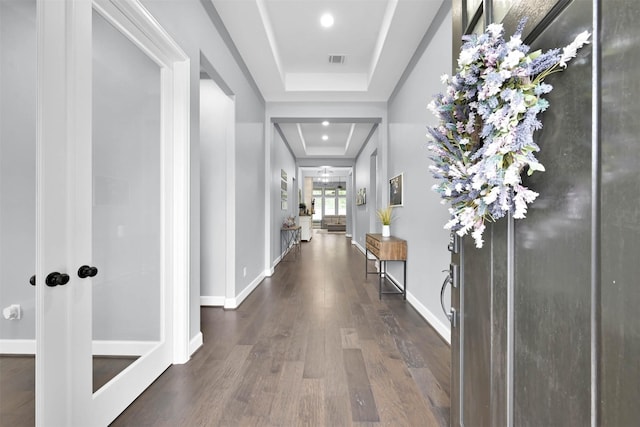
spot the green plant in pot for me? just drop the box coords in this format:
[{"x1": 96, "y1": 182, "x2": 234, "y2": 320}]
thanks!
[{"x1": 376, "y1": 205, "x2": 394, "y2": 237}]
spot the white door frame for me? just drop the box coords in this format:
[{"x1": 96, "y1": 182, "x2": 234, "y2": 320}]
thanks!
[{"x1": 36, "y1": 0, "x2": 190, "y2": 425}]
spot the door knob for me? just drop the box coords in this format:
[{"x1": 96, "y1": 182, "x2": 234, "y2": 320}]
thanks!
[
  {"x1": 30, "y1": 275, "x2": 36, "y2": 286},
  {"x1": 45, "y1": 272, "x2": 70, "y2": 287},
  {"x1": 77, "y1": 265, "x2": 98, "y2": 279}
]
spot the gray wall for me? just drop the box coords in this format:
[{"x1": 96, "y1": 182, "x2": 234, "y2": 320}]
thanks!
[
  {"x1": 199, "y1": 79, "x2": 231, "y2": 300},
  {"x1": 386, "y1": 4, "x2": 452, "y2": 339},
  {"x1": 142, "y1": 0, "x2": 266, "y2": 339},
  {"x1": 270, "y1": 131, "x2": 297, "y2": 267},
  {"x1": 353, "y1": 131, "x2": 380, "y2": 250},
  {"x1": 235, "y1": 122, "x2": 265, "y2": 290},
  {"x1": 0, "y1": 0, "x2": 37, "y2": 341}
]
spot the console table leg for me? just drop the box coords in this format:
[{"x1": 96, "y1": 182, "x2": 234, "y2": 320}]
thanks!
[{"x1": 404, "y1": 260, "x2": 407, "y2": 300}]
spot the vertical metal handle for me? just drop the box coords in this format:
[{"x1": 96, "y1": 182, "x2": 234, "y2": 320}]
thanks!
[{"x1": 440, "y1": 271, "x2": 452, "y2": 320}]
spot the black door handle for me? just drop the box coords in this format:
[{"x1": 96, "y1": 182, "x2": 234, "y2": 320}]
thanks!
[
  {"x1": 77, "y1": 265, "x2": 98, "y2": 279},
  {"x1": 30, "y1": 275, "x2": 36, "y2": 286},
  {"x1": 45, "y1": 272, "x2": 70, "y2": 287}
]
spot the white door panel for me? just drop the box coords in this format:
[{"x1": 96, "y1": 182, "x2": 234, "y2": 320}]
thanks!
[{"x1": 35, "y1": 0, "x2": 190, "y2": 425}]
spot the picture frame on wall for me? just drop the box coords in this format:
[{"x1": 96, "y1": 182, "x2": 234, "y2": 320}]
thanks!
[
  {"x1": 356, "y1": 187, "x2": 366, "y2": 206},
  {"x1": 389, "y1": 173, "x2": 403, "y2": 207},
  {"x1": 280, "y1": 169, "x2": 288, "y2": 210}
]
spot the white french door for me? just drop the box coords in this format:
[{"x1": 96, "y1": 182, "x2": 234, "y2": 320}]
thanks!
[{"x1": 36, "y1": 0, "x2": 189, "y2": 425}]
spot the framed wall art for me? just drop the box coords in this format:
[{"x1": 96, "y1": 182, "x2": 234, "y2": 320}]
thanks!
[
  {"x1": 389, "y1": 173, "x2": 403, "y2": 207},
  {"x1": 356, "y1": 187, "x2": 366, "y2": 206}
]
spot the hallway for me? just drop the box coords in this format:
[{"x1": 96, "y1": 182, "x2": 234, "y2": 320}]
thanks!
[{"x1": 113, "y1": 232, "x2": 450, "y2": 426}]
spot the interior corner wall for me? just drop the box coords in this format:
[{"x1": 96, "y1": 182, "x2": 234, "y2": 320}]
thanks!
[
  {"x1": 142, "y1": 0, "x2": 265, "y2": 340},
  {"x1": 199, "y1": 79, "x2": 230, "y2": 301},
  {"x1": 386, "y1": 4, "x2": 453, "y2": 341},
  {"x1": 270, "y1": 130, "x2": 297, "y2": 268},
  {"x1": 235, "y1": 122, "x2": 265, "y2": 294},
  {"x1": 353, "y1": 128, "x2": 380, "y2": 252}
]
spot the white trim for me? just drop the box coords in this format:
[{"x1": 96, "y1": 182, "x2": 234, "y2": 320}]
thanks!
[
  {"x1": 356, "y1": 242, "x2": 451, "y2": 344},
  {"x1": 189, "y1": 332, "x2": 203, "y2": 356},
  {"x1": 0, "y1": 339, "x2": 36, "y2": 355},
  {"x1": 225, "y1": 98, "x2": 237, "y2": 308},
  {"x1": 264, "y1": 266, "x2": 275, "y2": 277},
  {"x1": 345, "y1": 233, "x2": 353, "y2": 238},
  {"x1": 171, "y1": 58, "x2": 192, "y2": 366},
  {"x1": 353, "y1": 240, "x2": 377, "y2": 261},
  {"x1": 353, "y1": 240, "x2": 366, "y2": 254},
  {"x1": 224, "y1": 272, "x2": 266, "y2": 309},
  {"x1": 406, "y1": 291, "x2": 451, "y2": 344},
  {"x1": 200, "y1": 296, "x2": 225, "y2": 306},
  {"x1": 93, "y1": 341, "x2": 157, "y2": 356},
  {"x1": 381, "y1": 272, "x2": 451, "y2": 345},
  {"x1": 0, "y1": 340, "x2": 160, "y2": 357}
]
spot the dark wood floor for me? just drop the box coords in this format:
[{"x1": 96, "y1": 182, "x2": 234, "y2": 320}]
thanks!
[
  {"x1": 0, "y1": 355, "x2": 137, "y2": 426},
  {"x1": 114, "y1": 231, "x2": 450, "y2": 426},
  {"x1": 0, "y1": 232, "x2": 450, "y2": 426}
]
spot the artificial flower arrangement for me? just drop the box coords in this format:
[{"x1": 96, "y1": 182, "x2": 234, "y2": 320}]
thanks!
[
  {"x1": 427, "y1": 19, "x2": 590, "y2": 248},
  {"x1": 376, "y1": 205, "x2": 394, "y2": 225}
]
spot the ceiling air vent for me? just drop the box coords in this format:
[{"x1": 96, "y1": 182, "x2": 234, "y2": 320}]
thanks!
[{"x1": 328, "y1": 55, "x2": 345, "y2": 64}]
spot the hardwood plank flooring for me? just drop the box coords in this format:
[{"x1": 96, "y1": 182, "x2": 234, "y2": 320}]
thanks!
[
  {"x1": 0, "y1": 355, "x2": 137, "y2": 426},
  {"x1": 114, "y1": 231, "x2": 450, "y2": 426},
  {"x1": 0, "y1": 232, "x2": 450, "y2": 426}
]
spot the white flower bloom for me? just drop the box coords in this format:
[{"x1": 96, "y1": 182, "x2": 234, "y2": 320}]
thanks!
[
  {"x1": 501, "y1": 50, "x2": 525, "y2": 69},
  {"x1": 483, "y1": 186, "x2": 501, "y2": 204},
  {"x1": 503, "y1": 163, "x2": 522, "y2": 186},
  {"x1": 455, "y1": 182, "x2": 464, "y2": 192},
  {"x1": 440, "y1": 74, "x2": 450, "y2": 84},
  {"x1": 427, "y1": 100, "x2": 439, "y2": 116},
  {"x1": 507, "y1": 35, "x2": 522, "y2": 50},
  {"x1": 458, "y1": 46, "x2": 479, "y2": 67},
  {"x1": 486, "y1": 23, "x2": 503, "y2": 37},
  {"x1": 559, "y1": 31, "x2": 591, "y2": 68},
  {"x1": 472, "y1": 222, "x2": 486, "y2": 248},
  {"x1": 471, "y1": 174, "x2": 485, "y2": 190},
  {"x1": 459, "y1": 137, "x2": 470, "y2": 146},
  {"x1": 444, "y1": 218, "x2": 459, "y2": 229}
]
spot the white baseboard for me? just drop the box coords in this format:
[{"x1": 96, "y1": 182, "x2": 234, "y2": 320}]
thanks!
[
  {"x1": 381, "y1": 272, "x2": 451, "y2": 346},
  {"x1": 224, "y1": 271, "x2": 266, "y2": 309},
  {"x1": 345, "y1": 233, "x2": 352, "y2": 238},
  {"x1": 189, "y1": 332, "x2": 203, "y2": 356},
  {"x1": 268, "y1": 255, "x2": 282, "y2": 275},
  {"x1": 0, "y1": 339, "x2": 158, "y2": 356},
  {"x1": 264, "y1": 266, "x2": 275, "y2": 277},
  {"x1": 93, "y1": 340, "x2": 157, "y2": 356},
  {"x1": 353, "y1": 240, "x2": 366, "y2": 254},
  {"x1": 406, "y1": 292, "x2": 451, "y2": 344},
  {"x1": 200, "y1": 296, "x2": 225, "y2": 306},
  {"x1": 0, "y1": 339, "x2": 35, "y2": 354}
]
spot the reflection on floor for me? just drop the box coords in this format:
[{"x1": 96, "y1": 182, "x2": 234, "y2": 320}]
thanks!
[
  {"x1": 0, "y1": 354, "x2": 138, "y2": 426},
  {"x1": 113, "y1": 232, "x2": 450, "y2": 426}
]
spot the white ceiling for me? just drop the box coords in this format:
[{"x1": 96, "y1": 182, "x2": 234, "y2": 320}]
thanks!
[{"x1": 209, "y1": 0, "x2": 445, "y2": 163}]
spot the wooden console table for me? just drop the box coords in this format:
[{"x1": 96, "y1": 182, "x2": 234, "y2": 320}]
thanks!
[{"x1": 365, "y1": 233, "x2": 407, "y2": 299}]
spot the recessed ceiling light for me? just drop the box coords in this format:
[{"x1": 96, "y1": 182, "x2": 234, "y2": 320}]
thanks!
[
  {"x1": 320, "y1": 13, "x2": 334, "y2": 28},
  {"x1": 322, "y1": 135, "x2": 329, "y2": 141},
  {"x1": 322, "y1": 120, "x2": 330, "y2": 126}
]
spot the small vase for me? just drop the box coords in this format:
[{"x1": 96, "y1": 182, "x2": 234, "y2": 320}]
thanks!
[{"x1": 382, "y1": 224, "x2": 390, "y2": 237}]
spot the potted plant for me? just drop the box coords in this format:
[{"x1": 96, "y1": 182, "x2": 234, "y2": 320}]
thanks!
[
  {"x1": 299, "y1": 202, "x2": 307, "y2": 215},
  {"x1": 376, "y1": 205, "x2": 394, "y2": 237}
]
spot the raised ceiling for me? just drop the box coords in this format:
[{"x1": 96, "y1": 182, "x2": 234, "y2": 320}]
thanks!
[{"x1": 209, "y1": 0, "x2": 446, "y2": 160}]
